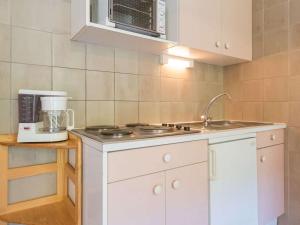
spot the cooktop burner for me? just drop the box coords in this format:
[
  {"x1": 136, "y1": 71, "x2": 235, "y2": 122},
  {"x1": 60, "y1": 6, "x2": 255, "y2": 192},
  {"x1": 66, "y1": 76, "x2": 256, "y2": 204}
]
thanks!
[
  {"x1": 138, "y1": 125, "x2": 173, "y2": 134},
  {"x1": 73, "y1": 123, "x2": 200, "y2": 143},
  {"x1": 85, "y1": 125, "x2": 119, "y2": 131},
  {"x1": 126, "y1": 123, "x2": 149, "y2": 128},
  {"x1": 100, "y1": 128, "x2": 133, "y2": 137}
]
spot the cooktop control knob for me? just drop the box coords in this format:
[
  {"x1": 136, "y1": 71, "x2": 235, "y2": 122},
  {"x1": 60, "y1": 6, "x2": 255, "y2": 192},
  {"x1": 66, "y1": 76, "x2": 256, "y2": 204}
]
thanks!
[
  {"x1": 184, "y1": 126, "x2": 191, "y2": 131},
  {"x1": 176, "y1": 125, "x2": 182, "y2": 130},
  {"x1": 168, "y1": 124, "x2": 175, "y2": 128},
  {"x1": 162, "y1": 123, "x2": 168, "y2": 126}
]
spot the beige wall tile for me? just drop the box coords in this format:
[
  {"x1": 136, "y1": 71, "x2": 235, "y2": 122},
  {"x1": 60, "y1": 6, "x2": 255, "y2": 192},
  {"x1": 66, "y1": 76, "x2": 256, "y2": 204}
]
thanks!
[
  {"x1": 289, "y1": 102, "x2": 300, "y2": 126},
  {"x1": 0, "y1": 100, "x2": 10, "y2": 133},
  {"x1": 289, "y1": 76, "x2": 300, "y2": 101},
  {"x1": 138, "y1": 53, "x2": 160, "y2": 76},
  {"x1": 264, "y1": 2, "x2": 288, "y2": 32},
  {"x1": 52, "y1": 67, "x2": 85, "y2": 100},
  {"x1": 139, "y1": 76, "x2": 160, "y2": 102},
  {"x1": 290, "y1": 50, "x2": 300, "y2": 76},
  {"x1": 193, "y1": 63, "x2": 206, "y2": 81},
  {"x1": 288, "y1": 127, "x2": 300, "y2": 151},
  {"x1": 264, "y1": 77, "x2": 288, "y2": 101},
  {"x1": 290, "y1": 24, "x2": 300, "y2": 50},
  {"x1": 263, "y1": 53, "x2": 288, "y2": 77},
  {"x1": 242, "y1": 102, "x2": 263, "y2": 121},
  {"x1": 253, "y1": 0, "x2": 263, "y2": 11},
  {"x1": 263, "y1": 102, "x2": 289, "y2": 122},
  {"x1": 253, "y1": 34, "x2": 264, "y2": 59},
  {"x1": 0, "y1": 0, "x2": 10, "y2": 24},
  {"x1": 11, "y1": 63, "x2": 52, "y2": 99},
  {"x1": 264, "y1": 0, "x2": 288, "y2": 9},
  {"x1": 115, "y1": 48, "x2": 138, "y2": 74},
  {"x1": 52, "y1": 34, "x2": 85, "y2": 69},
  {"x1": 115, "y1": 101, "x2": 138, "y2": 125},
  {"x1": 12, "y1": 27, "x2": 51, "y2": 66},
  {"x1": 10, "y1": 100, "x2": 18, "y2": 133},
  {"x1": 253, "y1": 10, "x2": 263, "y2": 35},
  {"x1": 0, "y1": 62, "x2": 10, "y2": 99},
  {"x1": 86, "y1": 101, "x2": 114, "y2": 126},
  {"x1": 264, "y1": 28, "x2": 288, "y2": 56},
  {"x1": 139, "y1": 102, "x2": 160, "y2": 124},
  {"x1": 204, "y1": 65, "x2": 223, "y2": 83},
  {"x1": 86, "y1": 44, "x2": 114, "y2": 72},
  {"x1": 241, "y1": 59, "x2": 264, "y2": 80},
  {"x1": 290, "y1": 0, "x2": 300, "y2": 26},
  {"x1": 0, "y1": 24, "x2": 10, "y2": 61},
  {"x1": 68, "y1": 101, "x2": 85, "y2": 128},
  {"x1": 86, "y1": 71, "x2": 114, "y2": 101},
  {"x1": 242, "y1": 80, "x2": 264, "y2": 101},
  {"x1": 115, "y1": 73, "x2": 138, "y2": 101},
  {"x1": 224, "y1": 101, "x2": 243, "y2": 120},
  {"x1": 160, "y1": 78, "x2": 181, "y2": 102},
  {"x1": 11, "y1": 0, "x2": 52, "y2": 32},
  {"x1": 52, "y1": 0, "x2": 71, "y2": 34}
]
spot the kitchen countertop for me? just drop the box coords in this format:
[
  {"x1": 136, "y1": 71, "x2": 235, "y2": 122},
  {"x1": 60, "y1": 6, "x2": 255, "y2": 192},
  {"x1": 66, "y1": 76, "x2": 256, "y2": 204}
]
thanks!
[{"x1": 77, "y1": 123, "x2": 286, "y2": 152}]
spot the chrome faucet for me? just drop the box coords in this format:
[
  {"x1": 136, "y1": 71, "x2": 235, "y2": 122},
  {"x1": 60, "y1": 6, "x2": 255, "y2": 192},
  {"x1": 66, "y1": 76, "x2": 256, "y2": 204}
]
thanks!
[{"x1": 201, "y1": 92, "x2": 232, "y2": 127}]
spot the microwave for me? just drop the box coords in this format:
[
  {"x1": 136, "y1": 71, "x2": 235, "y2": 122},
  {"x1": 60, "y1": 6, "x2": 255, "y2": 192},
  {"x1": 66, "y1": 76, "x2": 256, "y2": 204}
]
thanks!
[{"x1": 95, "y1": 0, "x2": 166, "y2": 38}]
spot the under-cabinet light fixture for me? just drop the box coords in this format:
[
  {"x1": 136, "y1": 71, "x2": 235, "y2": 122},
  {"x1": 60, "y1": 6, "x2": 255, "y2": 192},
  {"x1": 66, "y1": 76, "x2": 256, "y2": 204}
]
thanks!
[{"x1": 160, "y1": 54, "x2": 194, "y2": 69}]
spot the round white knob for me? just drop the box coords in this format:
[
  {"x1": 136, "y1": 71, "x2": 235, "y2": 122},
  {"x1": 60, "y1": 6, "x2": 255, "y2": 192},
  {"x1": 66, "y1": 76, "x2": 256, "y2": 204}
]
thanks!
[
  {"x1": 172, "y1": 180, "x2": 181, "y2": 190},
  {"x1": 163, "y1": 153, "x2": 172, "y2": 163},
  {"x1": 260, "y1": 156, "x2": 266, "y2": 163},
  {"x1": 215, "y1": 41, "x2": 221, "y2": 48},
  {"x1": 153, "y1": 185, "x2": 162, "y2": 195},
  {"x1": 270, "y1": 134, "x2": 276, "y2": 141},
  {"x1": 225, "y1": 43, "x2": 230, "y2": 49}
]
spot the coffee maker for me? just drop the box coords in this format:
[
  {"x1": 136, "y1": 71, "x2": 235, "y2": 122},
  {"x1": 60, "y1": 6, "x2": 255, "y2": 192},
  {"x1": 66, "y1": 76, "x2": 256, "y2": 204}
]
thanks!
[{"x1": 17, "y1": 90, "x2": 74, "y2": 143}]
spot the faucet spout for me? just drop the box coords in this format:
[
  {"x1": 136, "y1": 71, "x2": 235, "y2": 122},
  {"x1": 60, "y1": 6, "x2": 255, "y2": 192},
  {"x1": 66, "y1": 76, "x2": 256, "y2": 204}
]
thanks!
[{"x1": 201, "y1": 92, "x2": 232, "y2": 127}]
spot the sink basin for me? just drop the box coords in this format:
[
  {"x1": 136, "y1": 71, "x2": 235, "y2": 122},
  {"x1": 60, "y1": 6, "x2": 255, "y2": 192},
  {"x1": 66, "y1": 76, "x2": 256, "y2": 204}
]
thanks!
[{"x1": 181, "y1": 120, "x2": 273, "y2": 131}]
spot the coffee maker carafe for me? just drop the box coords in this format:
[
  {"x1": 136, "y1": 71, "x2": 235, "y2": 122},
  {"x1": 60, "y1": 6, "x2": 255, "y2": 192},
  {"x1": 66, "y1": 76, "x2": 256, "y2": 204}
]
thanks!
[{"x1": 17, "y1": 90, "x2": 74, "y2": 143}]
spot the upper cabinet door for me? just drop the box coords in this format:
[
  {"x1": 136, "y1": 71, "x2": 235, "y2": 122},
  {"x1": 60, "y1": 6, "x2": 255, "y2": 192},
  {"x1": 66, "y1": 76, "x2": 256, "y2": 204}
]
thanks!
[
  {"x1": 179, "y1": 0, "x2": 221, "y2": 53},
  {"x1": 166, "y1": 163, "x2": 209, "y2": 225},
  {"x1": 108, "y1": 172, "x2": 165, "y2": 225},
  {"x1": 221, "y1": 0, "x2": 252, "y2": 60}
]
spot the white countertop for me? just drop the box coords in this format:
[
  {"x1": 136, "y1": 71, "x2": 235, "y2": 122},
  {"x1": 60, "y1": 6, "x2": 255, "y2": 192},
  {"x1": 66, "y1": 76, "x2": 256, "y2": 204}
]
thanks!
[{"x1": 79, "y1": 123, "x2": 286, "y2": 152}]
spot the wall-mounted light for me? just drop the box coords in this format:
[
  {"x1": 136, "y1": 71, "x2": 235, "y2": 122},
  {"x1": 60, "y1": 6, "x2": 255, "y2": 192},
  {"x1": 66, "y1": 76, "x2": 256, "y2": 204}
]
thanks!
[{"x1": 160, "y1": 54, "x2": 194, "y2": 69}]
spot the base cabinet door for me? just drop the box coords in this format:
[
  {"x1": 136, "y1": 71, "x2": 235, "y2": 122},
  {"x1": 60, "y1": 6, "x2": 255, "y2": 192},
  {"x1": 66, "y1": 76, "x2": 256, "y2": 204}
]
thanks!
[
  {"x1": 257, "y1": 144, "x2": 284, "y2": 225},
  {"x1": 108, "y1": 172, "x2": 165, "y2": 225},
  {"x1": 166, "y1": 163, "x2": 209, "y2": 225}
]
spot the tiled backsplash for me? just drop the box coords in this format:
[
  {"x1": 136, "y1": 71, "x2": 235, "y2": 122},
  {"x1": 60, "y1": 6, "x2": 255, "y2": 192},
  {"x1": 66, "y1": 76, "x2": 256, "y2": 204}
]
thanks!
[{"x1": 0, "y1": 0, "x2": 224, "y2": 134}]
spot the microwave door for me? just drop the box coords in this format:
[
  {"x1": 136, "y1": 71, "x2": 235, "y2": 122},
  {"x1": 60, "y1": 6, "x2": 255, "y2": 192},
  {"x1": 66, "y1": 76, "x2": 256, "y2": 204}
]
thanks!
[{"x1": 109, "y1": 0, "x2": 160, "y2": 37}]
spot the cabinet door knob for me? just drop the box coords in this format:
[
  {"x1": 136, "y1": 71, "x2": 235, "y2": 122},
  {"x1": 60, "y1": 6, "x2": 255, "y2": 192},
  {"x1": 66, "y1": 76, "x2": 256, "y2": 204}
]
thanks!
[
  {"x1": 172, "y1": 180, "x2": 181, "y2": 190},
  {"x1": 260, "y1": 156, "x2": 266, "y2": 163},
  {"x1": 163, "y1": 153, "x2": 172, "y2": 163},
  {"x1": 215, "y1": 41, "x2": 221, "y2": 48},
  {"x1": 270, "y1": 134, "x2": 276, "y2": 141},
  {"x1": 225, "y1": 43, "x2": 230, "y2": 50},
  {"x1": 153, "y1": 185, "x2": 163, "y2": 195}
]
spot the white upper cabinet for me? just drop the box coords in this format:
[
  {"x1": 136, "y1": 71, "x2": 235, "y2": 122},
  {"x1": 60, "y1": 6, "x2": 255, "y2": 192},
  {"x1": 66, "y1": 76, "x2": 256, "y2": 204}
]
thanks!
[
  {"x1": 179, "y1": 0, "x2": 221, "y2": 54},
  {"x1": 221, "y1": 0, "x2": 252, "y2": 60},
  {"x1": 168, "y1": 0, "x2": 252, "y2": 65}
]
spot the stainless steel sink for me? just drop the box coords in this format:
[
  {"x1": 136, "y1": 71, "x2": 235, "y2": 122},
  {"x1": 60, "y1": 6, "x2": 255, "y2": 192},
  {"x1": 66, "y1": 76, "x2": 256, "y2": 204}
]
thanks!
[{"x1": 181, "y1": 120, "x2": 273, "y2": 131}]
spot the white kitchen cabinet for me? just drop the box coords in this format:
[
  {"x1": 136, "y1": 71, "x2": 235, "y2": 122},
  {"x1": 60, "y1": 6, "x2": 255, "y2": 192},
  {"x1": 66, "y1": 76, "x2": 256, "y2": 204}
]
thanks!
[
  {"x1": 221, "y1": 0, "x2": 252, "y2": 59},
  {"x1": 108, "y1": 173, "x2": 166, "y2": 225},
  {"x1": 168, "y1": 0, "x2": 252, "y2": 65},
  {"x1": 108, "y1": 163, "x2": 208, "y2": 225},
  {"x1": 178, "y1": 0, "x2": 221, "y2": 54},
  {"x1": 166, "y1": 163, "x2": 208, "y2": 225},
  {"x1": 257, "y1": 145, "x2": 284, "y2": 225},
  {"x1": 256, "y1": 128, "x2": 285, "y2": 225}
]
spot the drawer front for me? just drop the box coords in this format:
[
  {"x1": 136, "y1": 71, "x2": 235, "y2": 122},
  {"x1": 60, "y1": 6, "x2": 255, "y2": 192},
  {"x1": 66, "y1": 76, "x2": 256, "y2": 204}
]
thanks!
[
  {"x1": 257, "y1": 129, "x2": 284, "y2": 149},
  {"x1": 108, "y1": 141, "x2": 208, "y2": 183}
]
